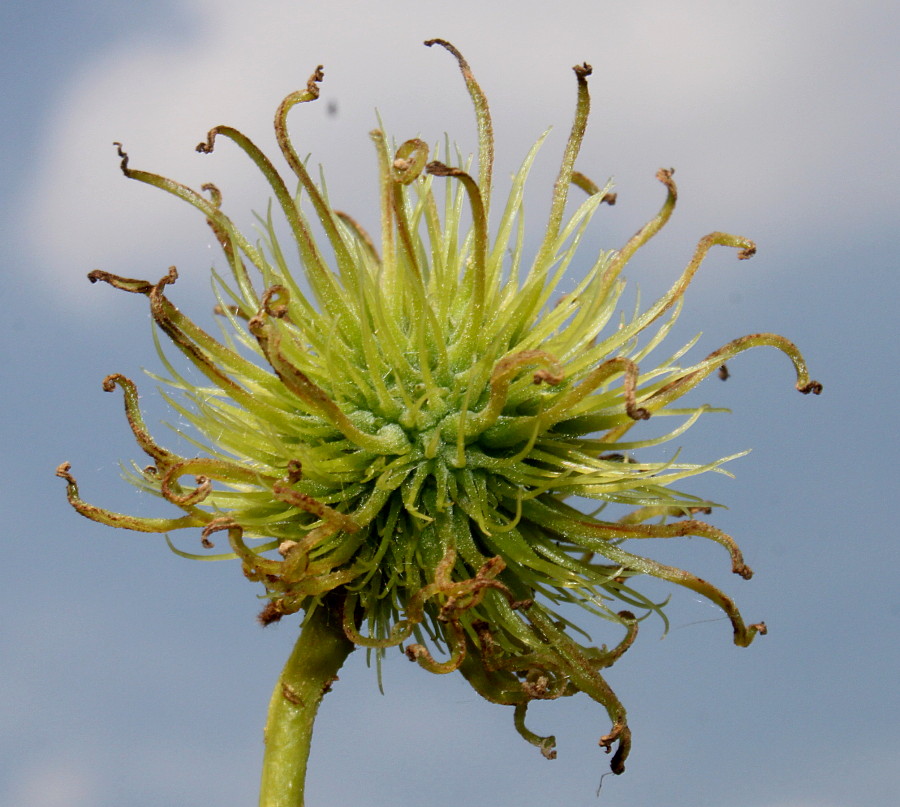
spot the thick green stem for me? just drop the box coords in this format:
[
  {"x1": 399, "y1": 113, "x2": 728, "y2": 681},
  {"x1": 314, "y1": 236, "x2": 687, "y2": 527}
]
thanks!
[{"x1": 259, "y1": 600, "x2": 354, "y2": 807}]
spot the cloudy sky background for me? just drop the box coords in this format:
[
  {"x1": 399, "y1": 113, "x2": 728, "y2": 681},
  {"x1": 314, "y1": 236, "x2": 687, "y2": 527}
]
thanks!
[{"x1": 2, "y1": 1, "x2": 897, "y2": 805}]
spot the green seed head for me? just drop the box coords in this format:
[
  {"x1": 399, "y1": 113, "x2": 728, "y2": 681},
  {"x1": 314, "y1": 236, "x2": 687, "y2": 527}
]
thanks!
[{"x1": 58, "y1": 39, "x2": 820, "y2": 772}]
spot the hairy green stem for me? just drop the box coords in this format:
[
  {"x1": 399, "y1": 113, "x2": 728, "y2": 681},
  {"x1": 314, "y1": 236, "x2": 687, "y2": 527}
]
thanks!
[{"x1": 259, "y1": 600, "x2": 354, "y2": 807}]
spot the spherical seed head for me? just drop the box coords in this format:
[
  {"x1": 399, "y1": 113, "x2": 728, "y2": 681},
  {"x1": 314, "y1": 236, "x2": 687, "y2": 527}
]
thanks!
[{"x1": 59, "y1": 40, "x2": 820, "y2": 772}]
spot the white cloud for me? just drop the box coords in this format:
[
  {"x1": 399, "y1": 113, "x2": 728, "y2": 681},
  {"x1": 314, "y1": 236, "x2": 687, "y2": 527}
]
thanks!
[
  {"x1": 8, "y1": 757, "x2": 98, "y2": 807},
  {"x1": 21, "y1": 0, "x2": 897, "y2": 309}
]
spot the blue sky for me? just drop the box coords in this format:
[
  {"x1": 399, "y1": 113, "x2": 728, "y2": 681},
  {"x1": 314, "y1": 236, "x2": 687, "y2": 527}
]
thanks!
[{"x1": 2, "y1": 1, "x2": 898, "y2": 805}]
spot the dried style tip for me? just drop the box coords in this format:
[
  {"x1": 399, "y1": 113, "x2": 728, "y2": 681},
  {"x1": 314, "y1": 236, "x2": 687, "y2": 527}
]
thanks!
[{"x1": 60, "y1": 41, "x2": 820, "y2": 776}]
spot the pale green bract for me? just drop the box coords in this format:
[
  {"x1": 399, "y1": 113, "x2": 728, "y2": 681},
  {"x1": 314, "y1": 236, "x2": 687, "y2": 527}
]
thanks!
[{"x1": 58, "y1": 39, "x2": 820, "y2": 772}]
